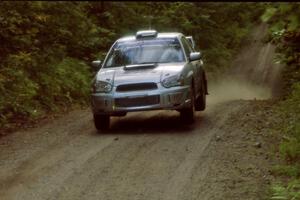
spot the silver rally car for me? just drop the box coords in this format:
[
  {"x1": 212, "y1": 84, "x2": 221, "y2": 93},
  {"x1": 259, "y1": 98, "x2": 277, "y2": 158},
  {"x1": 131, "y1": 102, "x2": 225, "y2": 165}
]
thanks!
[{"x1": 91, "y1": 30, "x2": 208, "y2": 130}]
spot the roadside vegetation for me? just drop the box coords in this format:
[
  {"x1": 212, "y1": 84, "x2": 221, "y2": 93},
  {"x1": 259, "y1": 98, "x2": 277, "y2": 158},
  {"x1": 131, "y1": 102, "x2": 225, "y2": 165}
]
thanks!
[
  {"x1": 262, "y1": 3, "x2": 300, "y2": 199},
  {"x1": 0, "y1": 2, "x2": 264, "y2": 133}
]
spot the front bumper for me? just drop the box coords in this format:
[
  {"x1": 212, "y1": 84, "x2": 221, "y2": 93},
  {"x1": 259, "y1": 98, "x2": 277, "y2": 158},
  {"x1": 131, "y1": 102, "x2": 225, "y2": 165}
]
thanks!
[{"x1": 91, "y1": 83, "x2": 191, "y2": 115}]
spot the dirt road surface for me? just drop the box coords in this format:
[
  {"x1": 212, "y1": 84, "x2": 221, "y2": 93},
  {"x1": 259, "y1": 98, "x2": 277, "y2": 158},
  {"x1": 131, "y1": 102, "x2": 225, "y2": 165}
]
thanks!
[
  {"x1": 0, "y1": 23, "x2": 280, "y2": 200},
  {"x1": 0, "y1": 98, "x2": 276, "y2": 200}
]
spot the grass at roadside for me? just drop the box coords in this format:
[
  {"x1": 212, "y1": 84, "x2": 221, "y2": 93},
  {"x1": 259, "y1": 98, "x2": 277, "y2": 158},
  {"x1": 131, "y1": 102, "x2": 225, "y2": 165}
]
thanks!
[{"x1": 268, "y1": 83, "x2": 300, "y2": 200}]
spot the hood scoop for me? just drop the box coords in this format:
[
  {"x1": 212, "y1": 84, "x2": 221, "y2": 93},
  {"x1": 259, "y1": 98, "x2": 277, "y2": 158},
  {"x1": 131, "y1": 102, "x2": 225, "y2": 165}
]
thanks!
[{"x1": 124, "y1": 63, "x2": 157, "y2": 70}]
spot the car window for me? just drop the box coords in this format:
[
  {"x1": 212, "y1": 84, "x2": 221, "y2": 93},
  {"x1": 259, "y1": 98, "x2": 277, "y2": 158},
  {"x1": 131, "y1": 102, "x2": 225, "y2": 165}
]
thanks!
[
  {"x1": 186, "y1": 37, "x2": 196, "y2": 51},
  {"x1": 104, "y1": 38, "x2": 185, "y2": 68},
  {"x1": 181, "y1": 37, "x2": 194, "y2": 57}
]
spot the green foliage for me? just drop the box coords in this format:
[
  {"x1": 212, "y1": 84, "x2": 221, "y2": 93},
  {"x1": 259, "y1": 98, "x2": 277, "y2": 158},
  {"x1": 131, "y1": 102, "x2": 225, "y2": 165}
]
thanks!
[
  {"x1": 261, "y1": 7, "x2": 277, "y2": 22},
  {"x1": 262, "y1": 3, "x2": 300, "y2": 95},
  {"x1": 270, "y1": 180, "x2": 300, "y2": 200},
  {"x1": 273, "y1": 165, "x2": 300, "y2": 178},
  {"x1": 271, "y1": 76, "x2": 300, "y2": 200},
  {"x1": 35, "y1": 58, "x2": 91, "y2": 109},
  {"x1": 263, "y1": 3, "x2": 300, "y2": 198},
  {"x1": 278, "y1": 83, "x2": 300, "y2": 163},
  {"x1": 280, "y1": 137, "x2": 300, "y2": 163},
  {"x1": 0, "y1": 2, "x2": 100, "y2": 129}
]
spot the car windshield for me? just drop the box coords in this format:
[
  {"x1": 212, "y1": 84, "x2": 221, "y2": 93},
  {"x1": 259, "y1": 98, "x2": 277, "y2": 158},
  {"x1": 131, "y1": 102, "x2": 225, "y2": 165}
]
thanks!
[{"x1": 104, "y1": 38, "x2": 185, "y2": 68}]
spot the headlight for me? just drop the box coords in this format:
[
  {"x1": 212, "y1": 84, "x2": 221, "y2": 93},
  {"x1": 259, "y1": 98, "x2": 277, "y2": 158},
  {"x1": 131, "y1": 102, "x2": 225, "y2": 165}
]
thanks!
[
  {"x1": 93, "y1": 81, "x2": 112, "y2": 93},
  {"x1": 162, "y1": 74, "x2": 184, "y2": 88}
]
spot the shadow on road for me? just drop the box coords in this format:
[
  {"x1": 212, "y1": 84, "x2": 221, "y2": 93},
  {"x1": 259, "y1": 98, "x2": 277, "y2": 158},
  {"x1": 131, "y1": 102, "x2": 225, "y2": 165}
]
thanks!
[{"x1": 94, "y1": 111, "x2": 206, "y2": 135}]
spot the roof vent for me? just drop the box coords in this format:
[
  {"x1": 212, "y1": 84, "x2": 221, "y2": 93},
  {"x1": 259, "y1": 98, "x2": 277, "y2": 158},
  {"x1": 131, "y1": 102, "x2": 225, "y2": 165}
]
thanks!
[{"x1": 136, "y1": 30, "x2": 158, "y2": 39}]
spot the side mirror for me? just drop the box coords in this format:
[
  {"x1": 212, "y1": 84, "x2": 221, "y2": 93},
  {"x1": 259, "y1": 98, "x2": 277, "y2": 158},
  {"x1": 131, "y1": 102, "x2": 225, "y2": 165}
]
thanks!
[
  {"x1": 189, "y1": 52, "x2": 201, "y2": 61},
  {"x1": 91, "y1": 60, "x2": 102, "y2": 70}
]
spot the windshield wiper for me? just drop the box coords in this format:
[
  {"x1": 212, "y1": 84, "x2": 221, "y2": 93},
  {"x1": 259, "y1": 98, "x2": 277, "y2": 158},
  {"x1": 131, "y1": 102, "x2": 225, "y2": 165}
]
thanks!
[{"x1": 136, "y1": 62, "x2": 158, "y2": 66}]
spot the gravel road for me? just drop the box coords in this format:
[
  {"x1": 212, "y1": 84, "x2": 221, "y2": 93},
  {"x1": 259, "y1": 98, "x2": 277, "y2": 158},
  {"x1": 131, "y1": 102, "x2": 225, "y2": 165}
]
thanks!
[{"x1": 0, "y1": 97, "x2": 276, "y2": 200}]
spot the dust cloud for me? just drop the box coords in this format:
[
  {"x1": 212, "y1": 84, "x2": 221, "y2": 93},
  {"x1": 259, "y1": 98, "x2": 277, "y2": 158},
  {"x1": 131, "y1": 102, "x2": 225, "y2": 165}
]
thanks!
[
  {"x1": 206, "y1": 23, "x2": 282, "y2": 107},
  {"x1": 207, "y1": 77, "x2": 272, "y2": 106}
]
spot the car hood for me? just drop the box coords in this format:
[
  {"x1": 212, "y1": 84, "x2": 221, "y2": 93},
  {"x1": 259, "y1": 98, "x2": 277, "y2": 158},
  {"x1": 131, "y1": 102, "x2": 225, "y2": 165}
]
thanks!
[{"x1": 96, "y1": 63, "x2": 185, "y2": 86}]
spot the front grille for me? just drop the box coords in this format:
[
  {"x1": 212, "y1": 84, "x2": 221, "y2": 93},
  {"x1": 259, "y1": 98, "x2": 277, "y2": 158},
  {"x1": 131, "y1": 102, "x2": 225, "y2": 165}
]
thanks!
[
  {"x1": 115, "y1": 95, "x2": 160, "y2": 107},
  {"x1": 116, "y1": 83, "x2": 157, "y2": 92}
]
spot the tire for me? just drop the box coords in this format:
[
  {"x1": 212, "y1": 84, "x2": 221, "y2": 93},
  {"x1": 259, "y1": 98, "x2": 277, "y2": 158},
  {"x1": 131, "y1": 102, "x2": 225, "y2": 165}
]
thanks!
[
  {"x1": 180, "y1": 86, "x2": 195, "y2": 124},
  {"x1": 195, "y1": 78, "x2": 206, "y2": 111},
  {"x1": 94, "y1": 114, "x2": 110, "y2": 131}
]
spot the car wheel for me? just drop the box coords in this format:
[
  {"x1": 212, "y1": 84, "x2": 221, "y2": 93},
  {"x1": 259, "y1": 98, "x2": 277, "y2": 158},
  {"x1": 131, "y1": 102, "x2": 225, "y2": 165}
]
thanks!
[
  {"x1": 94, "y1": 114, "x2": 110, "y2": 131},
  {"x1": 195, "y1": 78, "x2": 206, "y2": 111},
  {"x1": 180, "y1": 86, "x2": 195, "y2": 124}
]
